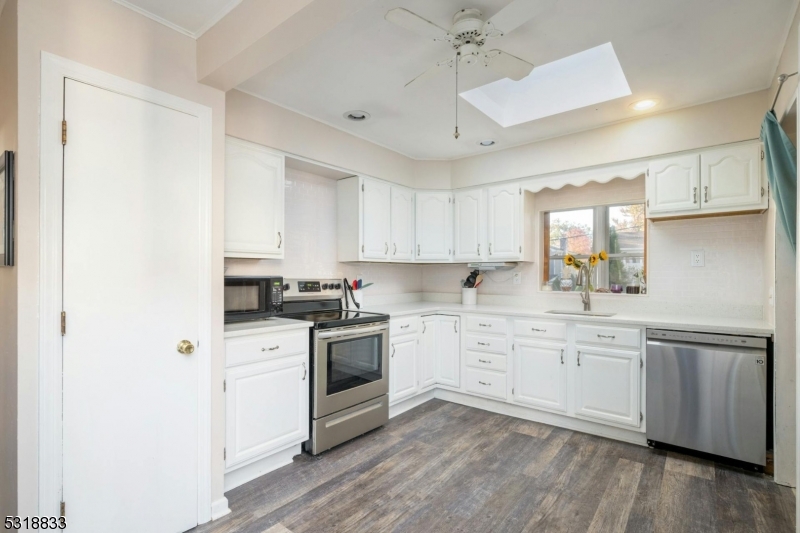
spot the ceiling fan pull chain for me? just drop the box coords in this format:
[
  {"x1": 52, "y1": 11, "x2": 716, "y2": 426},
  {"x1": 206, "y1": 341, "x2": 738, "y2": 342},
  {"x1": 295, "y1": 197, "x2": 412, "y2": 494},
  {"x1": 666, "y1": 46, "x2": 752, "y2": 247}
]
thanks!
[{"x1": 454, "y1": 52, "x2": 460, "y2": 140}]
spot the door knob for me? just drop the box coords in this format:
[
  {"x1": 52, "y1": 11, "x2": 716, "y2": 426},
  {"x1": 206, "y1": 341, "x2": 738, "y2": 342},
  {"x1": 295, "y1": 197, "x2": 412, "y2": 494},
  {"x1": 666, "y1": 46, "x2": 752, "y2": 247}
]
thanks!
[{"x1": 177, "y1": 340, "x2": 195, "y2": 355}]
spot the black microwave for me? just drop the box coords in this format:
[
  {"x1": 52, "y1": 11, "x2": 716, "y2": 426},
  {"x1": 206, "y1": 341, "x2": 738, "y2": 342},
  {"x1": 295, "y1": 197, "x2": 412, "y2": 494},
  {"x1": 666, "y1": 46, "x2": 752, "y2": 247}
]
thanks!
[{"x1": 224, "y1": 276, "x2": 284, "y2": 323}]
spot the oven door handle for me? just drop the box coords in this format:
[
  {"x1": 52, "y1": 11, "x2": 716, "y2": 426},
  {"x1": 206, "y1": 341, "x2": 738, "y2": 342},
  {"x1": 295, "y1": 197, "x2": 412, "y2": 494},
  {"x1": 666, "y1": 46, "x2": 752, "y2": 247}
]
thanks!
[{"x1": 316, "y1": 323, "x2": 389, "y2": 340}]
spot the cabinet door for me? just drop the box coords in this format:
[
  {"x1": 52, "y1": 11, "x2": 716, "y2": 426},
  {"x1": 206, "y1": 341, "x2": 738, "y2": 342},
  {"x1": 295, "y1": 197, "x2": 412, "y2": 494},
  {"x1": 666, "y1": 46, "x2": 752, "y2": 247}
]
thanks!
[
  {"x1": 390, "y1": 334, "x2": 418, "y2": 402},
  {"x1": 646, "y1": 154, "x2": 700, "y2": 215},
  {"x1": 436, "y1": 316, "x2": 460, "y2": 387},
  {"x1": 454, "y1": 189, "x2": 485, "y2": 262},
  {"x1": 390, "y1": 186, "x2": 415, "y2": 261},
  {"x1": 225, "y1": 137, "x2": 285, "y2": 258},
  {"x1": 362, "y1": 178, "x2": 391, "y2": 260},
  {"x1": 420, "y1": 316, "x2": 437, "y2": 388},
  {"x1": 225, "y1": 354, "x2": 308, "y2": 469},
  {"x1": 415, "y1": 192, "x2": 453, "y2": 261},
  {"x1": 575, "y1": 346, "x2": 640, "y2": 427},
  {"x1": 487, "y1": 185, "x2": 521, "y2": 260},
  {"x1": 514, "y1": 340, "x2": 567, "y2": 413},
  {"x1": 701, "y1": 144, "x2": 764, "y2": 210}
]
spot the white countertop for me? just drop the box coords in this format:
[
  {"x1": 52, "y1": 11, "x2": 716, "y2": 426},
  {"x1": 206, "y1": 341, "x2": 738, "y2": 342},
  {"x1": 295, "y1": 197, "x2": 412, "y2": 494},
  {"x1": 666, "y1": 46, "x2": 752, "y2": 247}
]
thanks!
[
  {"x1": 224, "y1": 317, "x2": 313, "y2": 338},
  {"x1": 361, "y1": 301, "x2": 774, "y2": 337}
]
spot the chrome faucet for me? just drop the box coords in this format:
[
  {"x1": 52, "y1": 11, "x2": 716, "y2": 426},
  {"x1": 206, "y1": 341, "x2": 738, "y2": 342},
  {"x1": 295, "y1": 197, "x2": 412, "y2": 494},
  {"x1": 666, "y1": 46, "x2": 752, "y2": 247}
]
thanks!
[{"x1": 577, "y1": 263, "x2": 591, "y2": 311}]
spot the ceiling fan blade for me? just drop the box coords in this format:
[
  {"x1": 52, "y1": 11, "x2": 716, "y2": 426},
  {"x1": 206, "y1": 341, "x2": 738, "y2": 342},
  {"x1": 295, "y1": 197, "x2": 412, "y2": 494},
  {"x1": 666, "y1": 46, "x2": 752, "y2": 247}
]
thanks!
[
  {"x1": 405, "y1": 57, "x2": 455, "y2": 88},
  {"x1": 485, "y1": 50, "x2": 534, "y2": 81},
  {"x1": 486, "y1": 0, "x2": 557, "y2": 36},
  {"x1": 385, "y1": 8, "x2": 453, "y2": 42}
]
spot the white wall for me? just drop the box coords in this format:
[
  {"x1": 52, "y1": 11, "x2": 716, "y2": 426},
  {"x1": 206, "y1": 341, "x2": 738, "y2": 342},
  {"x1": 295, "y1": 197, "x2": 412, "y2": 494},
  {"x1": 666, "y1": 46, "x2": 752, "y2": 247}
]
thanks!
[
  {"x1": 15, "y1": 0, "x2": 226, "y2": 516},
  {"x1": 225, "y1": 168, "x2": 423, "y2": 300},
  {"x1": 0, "y1": 0, "x2": 17, "y2": 518}
]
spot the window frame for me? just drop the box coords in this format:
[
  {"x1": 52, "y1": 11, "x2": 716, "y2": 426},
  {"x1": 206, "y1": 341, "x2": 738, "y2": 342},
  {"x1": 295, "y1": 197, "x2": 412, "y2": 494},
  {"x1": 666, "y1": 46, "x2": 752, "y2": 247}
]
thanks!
[{"x1": 543, "y1": 202, "x2": 647, "y2": 291}]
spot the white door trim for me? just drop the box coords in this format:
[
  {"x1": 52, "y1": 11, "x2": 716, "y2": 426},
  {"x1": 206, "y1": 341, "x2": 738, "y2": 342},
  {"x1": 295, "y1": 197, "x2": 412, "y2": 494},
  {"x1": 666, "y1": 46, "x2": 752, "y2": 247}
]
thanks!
[{"x1": 39, "y1": 52, "x2": 213, "y2": 524}]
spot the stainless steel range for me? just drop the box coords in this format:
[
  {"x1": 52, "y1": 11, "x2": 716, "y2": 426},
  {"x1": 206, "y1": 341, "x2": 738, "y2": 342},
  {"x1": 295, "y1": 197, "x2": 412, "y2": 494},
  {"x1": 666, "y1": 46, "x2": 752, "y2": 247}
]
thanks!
[{"x1": 281, "y1": 279, "x2": 390, "y2": 455}]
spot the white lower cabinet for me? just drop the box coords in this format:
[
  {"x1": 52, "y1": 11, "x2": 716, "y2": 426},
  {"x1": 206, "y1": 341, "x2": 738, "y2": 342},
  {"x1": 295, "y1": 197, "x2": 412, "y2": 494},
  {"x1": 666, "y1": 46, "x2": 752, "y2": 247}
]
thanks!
[
  {"x1": 513, "y1": 340, "x2": 568, "y2": 413},
  {"x1": 225, "y1": 352, "x2": 309, "y2": 469},
  {"x1": 465, "y1": 367, "x2": 507, "y2": 400},
  {"x1": 390, "y1": 333, "x2": 419, "y2": 402},
  {"x1": 575, "y1": 345, "x2": 641, "y2": 428},
  {"x1": 436, "y1": 315, "x2": 460, "y2": 387},
  {"x1": 420, "y1": 316, "x2": 437, "y2": 388}
]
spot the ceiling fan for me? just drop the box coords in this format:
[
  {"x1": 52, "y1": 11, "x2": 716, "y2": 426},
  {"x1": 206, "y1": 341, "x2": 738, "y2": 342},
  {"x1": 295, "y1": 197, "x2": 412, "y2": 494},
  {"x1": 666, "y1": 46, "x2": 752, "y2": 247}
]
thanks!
[{"x1": 385, "y1": 0, "x2": 557, "y2": 88}]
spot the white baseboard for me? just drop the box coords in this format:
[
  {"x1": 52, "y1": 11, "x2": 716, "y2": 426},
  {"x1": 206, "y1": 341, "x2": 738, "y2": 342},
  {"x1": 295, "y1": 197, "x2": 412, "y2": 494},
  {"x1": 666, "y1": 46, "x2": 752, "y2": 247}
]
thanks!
[
  {"x1": 435, "y1": 389, "x2": 648, "y2": 446},
  {"x1": 224, "y1": 444, "x2": 302, "y2": 492},
  {"x1": 210, "y1": 497, "x2": 231, "y2": 521},
  {"x1": 389, "y1": 389, "x2": 435, "y2": 418}
]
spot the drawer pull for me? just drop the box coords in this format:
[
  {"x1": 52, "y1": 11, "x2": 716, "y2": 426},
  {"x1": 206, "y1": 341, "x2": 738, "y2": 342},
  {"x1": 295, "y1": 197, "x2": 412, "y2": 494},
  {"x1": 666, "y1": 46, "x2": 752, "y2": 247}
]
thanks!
[
  {"x1": 478, "y1": 381, "x2": 491, "y2": 386},
  {"x1": 400, "y1": 324, "x2": 410, "y2": 329},
  {"x1": 577, "y1": 351, "x2": 581, "y2": 366},
  {"x1": 477, "y1": 342, "x2": 490, "y2": 346},
  {"x1": 262, "y1": 345, "x2": 280, "y2": 352},
  {"x1": 479, "y1": 323, "x2": 492, "y2": 327},
  {"x1": 597, "y1": 334, "x2": 616, "y2": 339},
  {"x1": 532, "y1": 328, "x2": 547, "y2": 332},
  {"x1": 478, "y1": 359, "x2": 491, "y2": 364}
]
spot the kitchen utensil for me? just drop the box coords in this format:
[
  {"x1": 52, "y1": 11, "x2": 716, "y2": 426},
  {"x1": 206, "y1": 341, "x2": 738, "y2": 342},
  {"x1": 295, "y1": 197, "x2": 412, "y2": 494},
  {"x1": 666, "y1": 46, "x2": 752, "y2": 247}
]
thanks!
[
  {"x1": 343, "y1": 277, "x2": 361, "y2": 309},
  {"x1": 474, "y1": 274, "x2": 484, "y2": 288},
  {"x1": 357, "y1": 279, "x2": 363, "y2": 289},
  {"x1": 361, "y1": 283, "x2": 374, "y2": 289}
]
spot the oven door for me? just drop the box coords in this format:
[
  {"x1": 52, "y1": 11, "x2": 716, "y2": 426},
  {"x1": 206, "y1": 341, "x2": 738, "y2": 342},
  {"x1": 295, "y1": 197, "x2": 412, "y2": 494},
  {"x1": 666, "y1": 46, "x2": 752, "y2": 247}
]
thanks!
[{"x1": 313, "y1": 322, "x2": 389, "y2": 419}]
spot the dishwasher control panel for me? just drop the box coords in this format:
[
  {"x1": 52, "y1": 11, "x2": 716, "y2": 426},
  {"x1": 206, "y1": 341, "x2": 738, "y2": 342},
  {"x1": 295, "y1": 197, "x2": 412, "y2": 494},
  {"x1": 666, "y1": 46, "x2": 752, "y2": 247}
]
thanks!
[{"x1": 647, "y1": 329, "x2": 767, "y2": 349}]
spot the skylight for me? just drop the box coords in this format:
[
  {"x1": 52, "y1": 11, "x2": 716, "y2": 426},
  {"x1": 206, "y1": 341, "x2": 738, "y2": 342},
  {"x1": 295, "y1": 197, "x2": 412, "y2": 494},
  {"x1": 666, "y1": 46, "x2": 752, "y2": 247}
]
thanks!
[{"x1": 460, "y1": 43, "x2": 631, "y2": 127}]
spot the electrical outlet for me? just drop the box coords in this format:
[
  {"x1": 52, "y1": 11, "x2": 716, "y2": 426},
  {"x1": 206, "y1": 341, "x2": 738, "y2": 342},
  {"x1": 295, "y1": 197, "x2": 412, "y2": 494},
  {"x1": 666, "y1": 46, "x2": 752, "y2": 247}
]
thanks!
[
  {"x1": 691, "y1": 250, "x2": 705, "y2": 267},
  {"x1": 513, "y1": 272, "x2": 522, "y2": 285}
]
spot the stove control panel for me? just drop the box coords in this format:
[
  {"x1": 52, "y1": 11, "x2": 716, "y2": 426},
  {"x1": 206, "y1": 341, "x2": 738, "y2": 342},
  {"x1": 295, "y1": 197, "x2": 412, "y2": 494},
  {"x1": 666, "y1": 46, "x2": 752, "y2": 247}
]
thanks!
[
  {"x1": 298, "y1": 281, "x2": 321, "y2": 292},
  {"x1": 283, "y1": 279, "x2": 345, "y2": 301}
]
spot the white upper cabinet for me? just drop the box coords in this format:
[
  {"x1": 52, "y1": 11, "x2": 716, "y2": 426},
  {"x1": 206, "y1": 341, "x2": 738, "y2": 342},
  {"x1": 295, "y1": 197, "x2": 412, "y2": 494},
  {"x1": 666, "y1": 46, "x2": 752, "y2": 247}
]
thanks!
[
  {"x1": 514, "y1": 340, "x2": 568, "y2": 413},
  {"x1": 487, "y1": 185, "x2": 521, "y2": 260},
  {"x1": 225, "y1": 136, "x2": 285, "y2": 259},
  {"x1": 454, "y1": 189, "x2": 486, "y2": 262},
  {"x1": 646, "y1": 154, "x2": 700, "y2": 216},
  {"x1": 362, "y1": 178, "x2": 392, "y2": 260},
  {"x1": 416, "y1": 192, "x2": 453, "y2": 261},
  {"x1": 646, "y1": 142, "x2": 766, "y2": 219},
  {"x1": 390, "y1": 186, "x2": 415, "y2": 262},
  {"x1": 701, "y1": 144, "x2": 765, "y2": 210}
]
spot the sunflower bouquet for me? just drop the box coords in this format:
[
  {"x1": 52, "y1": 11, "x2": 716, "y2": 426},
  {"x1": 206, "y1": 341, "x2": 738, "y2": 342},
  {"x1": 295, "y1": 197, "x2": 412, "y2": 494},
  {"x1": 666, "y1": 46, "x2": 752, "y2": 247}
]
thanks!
[{"x1": 563, "y1": 250, "x2": 608, "y2": 291}]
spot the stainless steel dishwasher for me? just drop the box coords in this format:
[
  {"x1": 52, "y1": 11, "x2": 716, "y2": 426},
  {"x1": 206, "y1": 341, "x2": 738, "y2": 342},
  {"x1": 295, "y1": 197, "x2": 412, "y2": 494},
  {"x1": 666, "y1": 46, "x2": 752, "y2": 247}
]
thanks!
[{"x1": 646, "y1": 329, "x2": 768, "y2": 468}]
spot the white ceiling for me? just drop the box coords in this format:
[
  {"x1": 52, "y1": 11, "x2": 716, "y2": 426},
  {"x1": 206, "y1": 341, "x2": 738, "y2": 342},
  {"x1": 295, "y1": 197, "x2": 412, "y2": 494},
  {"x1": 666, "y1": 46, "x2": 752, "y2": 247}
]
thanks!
[
  {"x1": 113, "y1": 0, "x2": 242, "y2": 38},
  {"x1": 236, "y1": 0, "x2": 798, "y2": 160}
]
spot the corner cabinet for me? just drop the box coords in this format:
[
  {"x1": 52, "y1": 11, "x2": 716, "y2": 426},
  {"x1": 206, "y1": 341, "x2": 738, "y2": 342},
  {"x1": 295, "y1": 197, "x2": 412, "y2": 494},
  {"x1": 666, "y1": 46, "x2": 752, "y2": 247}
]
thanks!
[
  {"x1": 646, "y1": 142, "x2": 767, "y2": 219},
  {"x1": 225, "y1": 136, "x2": 285, "y2": 258},
  {"x1": 415, "y1": 192, "x2": 453, "y2": 262},
  {"x1": 338, "y1": 176, "x2": 414, "y2": 263}
]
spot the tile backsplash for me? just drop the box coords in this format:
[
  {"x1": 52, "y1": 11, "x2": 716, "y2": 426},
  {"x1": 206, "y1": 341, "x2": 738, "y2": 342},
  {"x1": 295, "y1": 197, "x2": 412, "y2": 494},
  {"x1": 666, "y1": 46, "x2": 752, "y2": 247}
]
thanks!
[
  {"x1": 224, "y1": 168, "x2": 422, "y2": 297},
  {"x1": 226, "y1": 169, "x2": 768, "y2": 319}
]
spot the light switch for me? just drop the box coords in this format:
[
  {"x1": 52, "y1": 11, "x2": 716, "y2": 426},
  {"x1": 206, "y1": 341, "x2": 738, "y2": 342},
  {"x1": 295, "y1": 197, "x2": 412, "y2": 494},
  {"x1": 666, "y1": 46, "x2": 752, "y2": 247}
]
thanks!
[
  {"x1": 513, "y1": 272, "x2": 522, "y2": 285},
  {"x1": 691, "y1": 250, "x2": 704, "y2": 267}
]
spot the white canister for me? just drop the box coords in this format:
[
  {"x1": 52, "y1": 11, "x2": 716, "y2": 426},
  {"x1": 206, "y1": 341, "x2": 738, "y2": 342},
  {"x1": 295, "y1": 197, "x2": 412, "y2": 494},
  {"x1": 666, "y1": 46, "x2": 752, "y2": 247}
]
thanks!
[{"x1": 462, "y1": 287, "x2": 477, "y2": 305}]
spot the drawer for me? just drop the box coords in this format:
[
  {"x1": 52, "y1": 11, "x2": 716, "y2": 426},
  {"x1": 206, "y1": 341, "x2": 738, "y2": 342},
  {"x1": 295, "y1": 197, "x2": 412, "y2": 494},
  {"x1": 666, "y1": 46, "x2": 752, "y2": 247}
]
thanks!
[
  {"x1": 465, "y1": 368, "x2": 507, "y2": 400},
  {"x1": 466, "y1": 334, "x2": 508, "y2": 354},
  {"x1": 514, "y1": 319, "x2": 567, "y2": 341},
  {"x1": 226, "y1": 330, "x2": 308, "y2": 367},
  {"x1": 466, "y1": 351, "x2": 507, "y2": 372},
  {"x1": 575, "y1": 324, "x2": 641, "y2": 350},
  {"x1": 390, "y1": 316, "x2": 418, "y2": 336},
  {"x1": 466, "y1": 315, "x2": 508, "y2": 335}
]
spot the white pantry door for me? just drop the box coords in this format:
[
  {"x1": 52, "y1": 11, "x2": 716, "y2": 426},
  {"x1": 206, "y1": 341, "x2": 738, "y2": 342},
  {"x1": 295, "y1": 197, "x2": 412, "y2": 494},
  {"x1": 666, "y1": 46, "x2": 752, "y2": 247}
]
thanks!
[{"x1": 62, "y1": 79, "x2": 201, "y2": 532}]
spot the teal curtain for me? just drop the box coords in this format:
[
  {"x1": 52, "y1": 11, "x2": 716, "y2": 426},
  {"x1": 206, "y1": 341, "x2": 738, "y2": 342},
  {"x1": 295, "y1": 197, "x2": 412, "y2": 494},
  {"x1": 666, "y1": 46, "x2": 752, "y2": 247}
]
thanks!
[{"x1": 761, "y1": 111, "x2": 797, "y2": 251}]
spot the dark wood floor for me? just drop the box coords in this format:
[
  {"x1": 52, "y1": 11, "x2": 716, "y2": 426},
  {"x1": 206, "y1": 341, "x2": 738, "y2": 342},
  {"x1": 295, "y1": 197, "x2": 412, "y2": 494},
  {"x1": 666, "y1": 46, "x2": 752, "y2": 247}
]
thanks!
[{"x1": 192, "y1": 400, "x2": 795, "y2": 533}]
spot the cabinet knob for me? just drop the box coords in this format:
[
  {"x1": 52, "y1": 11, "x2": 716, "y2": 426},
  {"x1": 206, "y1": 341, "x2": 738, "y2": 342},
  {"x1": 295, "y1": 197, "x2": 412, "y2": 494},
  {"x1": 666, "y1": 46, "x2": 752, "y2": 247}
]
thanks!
[{"x1": 177, "y1": 340, "x2": 195, "y2": 355}]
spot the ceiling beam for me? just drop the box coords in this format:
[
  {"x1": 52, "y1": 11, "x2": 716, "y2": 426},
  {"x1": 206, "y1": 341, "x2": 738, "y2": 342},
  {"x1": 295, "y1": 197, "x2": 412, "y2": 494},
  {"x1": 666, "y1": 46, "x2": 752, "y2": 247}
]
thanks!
[{"x1": 197, "y1": 0, "x2": 371, "y2": 91}]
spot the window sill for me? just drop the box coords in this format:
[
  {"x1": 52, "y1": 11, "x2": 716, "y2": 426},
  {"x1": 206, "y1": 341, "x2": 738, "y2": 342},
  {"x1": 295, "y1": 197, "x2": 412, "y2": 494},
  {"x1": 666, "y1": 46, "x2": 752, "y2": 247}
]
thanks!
[{"x1": 540, "y1": 288, "x2": 648, "y2": 297}]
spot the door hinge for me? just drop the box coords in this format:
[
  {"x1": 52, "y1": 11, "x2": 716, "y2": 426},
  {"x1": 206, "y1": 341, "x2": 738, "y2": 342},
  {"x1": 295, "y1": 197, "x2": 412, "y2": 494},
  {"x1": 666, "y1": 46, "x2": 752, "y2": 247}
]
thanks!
[
  {"x1": 224, "y1": 448, "x2": 226, "y2": 460},
  {"x1": 61, "y1": 311, "x2": 66, "y2": 336},
  {"x1": 61, "y1": 120, "x2": 67, "y2": 145},
  {"x1": 223, "y1": 379, "x2": 226, "y2": 392},
  {"x1": 60, "y1": 501, "x2": 66, "y2": 518}
]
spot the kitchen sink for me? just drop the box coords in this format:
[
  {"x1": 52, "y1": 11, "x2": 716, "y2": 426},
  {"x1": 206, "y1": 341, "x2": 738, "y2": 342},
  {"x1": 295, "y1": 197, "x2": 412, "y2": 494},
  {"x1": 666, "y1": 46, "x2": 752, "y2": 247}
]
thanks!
[{"x1": 545, "y1": 310, "x2": 616, "y2": 317}]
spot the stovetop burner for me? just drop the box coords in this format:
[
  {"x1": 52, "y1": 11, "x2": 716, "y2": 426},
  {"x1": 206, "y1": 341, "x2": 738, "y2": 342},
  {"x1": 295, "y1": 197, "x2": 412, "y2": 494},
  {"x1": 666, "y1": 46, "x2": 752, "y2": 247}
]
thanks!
[{"x1": 279, "y1": 278, "x2": 388, "y2": 329}]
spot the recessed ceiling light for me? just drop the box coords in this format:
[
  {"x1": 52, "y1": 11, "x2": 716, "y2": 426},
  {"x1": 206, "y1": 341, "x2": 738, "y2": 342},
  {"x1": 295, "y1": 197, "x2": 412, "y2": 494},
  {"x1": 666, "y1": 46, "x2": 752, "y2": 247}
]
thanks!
[
  {"x1": 343, "y1": 110, "x2": 371, "y2": 121},
  {"x1": 630, "y1": 99, "x2": 658, "y2": 111},
  {"x1": 477, "y1": 139, "x2": 496, "y2": 147}
]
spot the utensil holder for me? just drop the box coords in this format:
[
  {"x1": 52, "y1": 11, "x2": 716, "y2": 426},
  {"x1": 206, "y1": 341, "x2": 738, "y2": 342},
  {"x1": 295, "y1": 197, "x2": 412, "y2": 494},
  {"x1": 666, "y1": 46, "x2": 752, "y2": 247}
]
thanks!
[
  {"x1": 462, "y1": 288, "x2": 477, "y2": 305},
  {"x1": 351, "y1": 289, "x2": 364, "y2": 307}
]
